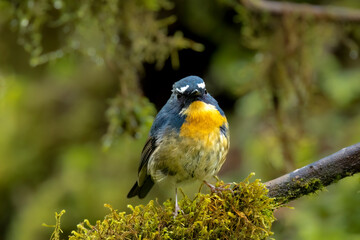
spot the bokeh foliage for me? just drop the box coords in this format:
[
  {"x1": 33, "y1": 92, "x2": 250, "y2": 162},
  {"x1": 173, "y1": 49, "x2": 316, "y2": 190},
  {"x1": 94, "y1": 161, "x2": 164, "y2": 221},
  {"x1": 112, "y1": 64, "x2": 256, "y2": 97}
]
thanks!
[
  {"x1": 1, "y1": 0, "x2": 360, "y2": 239},
  {"x1": 2, "y1": 0, "x2": 203, "y2": 146},
  {"x1": 0, "y1": 0, "x2": 202, "y2": 239}
]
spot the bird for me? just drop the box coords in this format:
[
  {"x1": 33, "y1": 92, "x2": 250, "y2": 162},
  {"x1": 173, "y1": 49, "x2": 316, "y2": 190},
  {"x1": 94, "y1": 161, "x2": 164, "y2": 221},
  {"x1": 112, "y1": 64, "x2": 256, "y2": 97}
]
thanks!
[{"x1": 127, "y1": 75, "x2": 230, "y2": 215}]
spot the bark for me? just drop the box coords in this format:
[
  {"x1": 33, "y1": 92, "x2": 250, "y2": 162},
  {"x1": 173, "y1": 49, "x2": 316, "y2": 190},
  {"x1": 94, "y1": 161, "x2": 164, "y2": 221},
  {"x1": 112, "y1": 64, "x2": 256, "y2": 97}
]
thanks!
[{"x1": 265, "y1": 143, "x2": 360, "y2": 202}]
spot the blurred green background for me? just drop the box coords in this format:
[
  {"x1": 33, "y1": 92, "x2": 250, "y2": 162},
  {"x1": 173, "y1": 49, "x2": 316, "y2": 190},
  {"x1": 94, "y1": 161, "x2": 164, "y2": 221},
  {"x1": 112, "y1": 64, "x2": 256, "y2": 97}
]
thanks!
[{"x1": 0, "y1": 0, "x2": 360, "y2": 239}]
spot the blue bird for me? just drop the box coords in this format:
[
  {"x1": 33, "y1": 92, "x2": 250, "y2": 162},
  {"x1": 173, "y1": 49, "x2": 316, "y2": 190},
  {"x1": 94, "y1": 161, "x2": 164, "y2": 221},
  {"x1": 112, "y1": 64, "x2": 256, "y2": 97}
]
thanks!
[{"x1": 127, "y1": 76, "x2": 230, "y2": 215}]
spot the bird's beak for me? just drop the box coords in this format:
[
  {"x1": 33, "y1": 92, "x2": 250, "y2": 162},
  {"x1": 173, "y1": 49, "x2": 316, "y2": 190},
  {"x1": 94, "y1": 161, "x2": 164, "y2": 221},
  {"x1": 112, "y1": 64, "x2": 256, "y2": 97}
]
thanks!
[{"x1": 191, "y1": 89, "x2": 201, "y2": 96}]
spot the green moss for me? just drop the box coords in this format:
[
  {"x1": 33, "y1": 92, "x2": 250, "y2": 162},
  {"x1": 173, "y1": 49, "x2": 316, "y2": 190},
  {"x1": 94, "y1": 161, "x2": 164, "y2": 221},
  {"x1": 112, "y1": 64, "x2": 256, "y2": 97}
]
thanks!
[
  {"x1": 43, "y1": 210, "x2": 66, "y2": 240},
  {"x1": 49, "y1": 174, "x2": 279, "y2": 239},
  {"x1": 277, "y1": 178, "x2": 325, "y2": 203}
]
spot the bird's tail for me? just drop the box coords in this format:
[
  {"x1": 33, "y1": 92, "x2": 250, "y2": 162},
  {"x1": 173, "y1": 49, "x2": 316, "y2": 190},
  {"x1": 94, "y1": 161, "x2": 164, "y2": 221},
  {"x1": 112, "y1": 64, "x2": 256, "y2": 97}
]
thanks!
[{"x1": 127, "y1": 176, "x2": 155, "y2": 199}]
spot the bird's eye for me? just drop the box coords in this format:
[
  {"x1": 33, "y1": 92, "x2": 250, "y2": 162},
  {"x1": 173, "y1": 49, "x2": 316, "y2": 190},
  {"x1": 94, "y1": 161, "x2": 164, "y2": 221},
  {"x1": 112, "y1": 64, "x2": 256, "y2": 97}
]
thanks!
[
  {"x1": 204, "y1": 90, "x2": 208, "y2": 94},
  {"x1": 177, "y1": 93, "x2": 181, "y2": 99}
]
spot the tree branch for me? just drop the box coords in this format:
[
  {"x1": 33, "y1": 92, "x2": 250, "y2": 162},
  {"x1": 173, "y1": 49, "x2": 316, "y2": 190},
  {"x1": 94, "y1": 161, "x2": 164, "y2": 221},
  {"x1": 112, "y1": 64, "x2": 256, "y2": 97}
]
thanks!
[
  {"x1": 240, "y1": 0, "x2": 360, "y2": 22},
  {"x1": 64, "y1": 143, "x2": 360, "y2": 239},
  {"x1": 265, "y1": 143, "x2": 360, "y2": 202}
]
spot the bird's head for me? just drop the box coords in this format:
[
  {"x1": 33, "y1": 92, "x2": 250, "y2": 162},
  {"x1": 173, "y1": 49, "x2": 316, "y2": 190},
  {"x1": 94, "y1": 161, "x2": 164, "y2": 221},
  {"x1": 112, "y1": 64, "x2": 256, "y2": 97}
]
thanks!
[{"x1": 172, "y1": 76, "x2": 208, "y2": 102}]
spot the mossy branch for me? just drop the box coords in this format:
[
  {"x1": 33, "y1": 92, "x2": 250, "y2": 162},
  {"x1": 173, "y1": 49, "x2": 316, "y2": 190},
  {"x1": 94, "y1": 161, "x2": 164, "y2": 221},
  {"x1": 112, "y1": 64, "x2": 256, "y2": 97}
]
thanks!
[
  {"x1": 50, "y1": 176, "x2": 279, "y2": 240},
  {"x1": 265, "y1": 142, "x2": 360, "y2": 202},
  {"x1": 47, "y1": 144, "x2": 360, "y2": 239},
  {"x1": 240, "y1": 0, "x2": 360, "y2": 22}
]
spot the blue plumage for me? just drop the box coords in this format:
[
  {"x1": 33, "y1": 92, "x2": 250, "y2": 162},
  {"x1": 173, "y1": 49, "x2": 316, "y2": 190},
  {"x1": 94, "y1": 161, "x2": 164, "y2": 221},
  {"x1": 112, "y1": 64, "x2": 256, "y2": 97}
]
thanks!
[
  {"x1": 127, "y1": 76, "x2": 230, "y2": 215},
  {"x1": 150, "y1": 76, "x2": 224, "y2": 136}
]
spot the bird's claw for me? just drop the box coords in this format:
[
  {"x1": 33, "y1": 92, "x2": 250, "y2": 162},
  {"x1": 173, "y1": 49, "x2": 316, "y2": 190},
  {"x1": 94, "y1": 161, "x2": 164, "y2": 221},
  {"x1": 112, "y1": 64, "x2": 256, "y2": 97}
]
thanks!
[
  {"x1": 204, "y1": 181, "x2": 233, "y2": 194},
  {"x1": 173, "y1": 205, "x2": 184, "y2": 217}
]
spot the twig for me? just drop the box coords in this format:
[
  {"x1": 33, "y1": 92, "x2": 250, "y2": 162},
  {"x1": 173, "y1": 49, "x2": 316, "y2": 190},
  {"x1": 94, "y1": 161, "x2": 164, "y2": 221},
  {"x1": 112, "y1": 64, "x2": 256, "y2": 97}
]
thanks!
[
  {"x1": 240, "y1": 0, "x2": 360, "y2": 22},
  {"x1": 265, "y1": 143, "x2": 360, "y2": 202}
]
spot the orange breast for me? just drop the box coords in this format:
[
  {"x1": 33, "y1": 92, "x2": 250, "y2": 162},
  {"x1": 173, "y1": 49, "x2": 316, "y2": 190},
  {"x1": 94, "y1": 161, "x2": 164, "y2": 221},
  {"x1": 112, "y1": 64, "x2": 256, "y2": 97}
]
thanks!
[{"x1": 179, "y1": 101, "x2": 227, "y2": 146}]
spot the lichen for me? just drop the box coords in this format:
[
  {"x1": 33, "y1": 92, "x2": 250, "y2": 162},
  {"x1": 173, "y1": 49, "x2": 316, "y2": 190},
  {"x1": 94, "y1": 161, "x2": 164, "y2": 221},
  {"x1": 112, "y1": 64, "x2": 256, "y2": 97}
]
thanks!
[{"x1": 50, "y1": 174, "x2": 280, "y2": 239}]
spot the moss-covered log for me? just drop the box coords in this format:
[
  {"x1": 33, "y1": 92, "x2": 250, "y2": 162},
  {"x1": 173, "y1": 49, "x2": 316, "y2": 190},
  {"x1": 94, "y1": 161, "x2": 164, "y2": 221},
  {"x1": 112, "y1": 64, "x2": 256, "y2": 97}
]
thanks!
[
  {"x1": 67, "y1": 176, "x2": 277, "y2": 240},
  {"x1": 265, "y1": 143, "x2": 360, "y2": 202},
  {"x1": 47, "y1": 144, "x2": 360, "y2": 239}
]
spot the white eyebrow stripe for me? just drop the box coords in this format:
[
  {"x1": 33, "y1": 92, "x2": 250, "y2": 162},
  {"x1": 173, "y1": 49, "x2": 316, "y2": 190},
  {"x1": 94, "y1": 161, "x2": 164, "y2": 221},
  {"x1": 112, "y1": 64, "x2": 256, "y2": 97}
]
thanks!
[
  {"x1": 197, "y1": 82, "x2": 205, "y2": 89},
  {"x1": 176, "y1": 85, "x2": 189, "y2": 93}
]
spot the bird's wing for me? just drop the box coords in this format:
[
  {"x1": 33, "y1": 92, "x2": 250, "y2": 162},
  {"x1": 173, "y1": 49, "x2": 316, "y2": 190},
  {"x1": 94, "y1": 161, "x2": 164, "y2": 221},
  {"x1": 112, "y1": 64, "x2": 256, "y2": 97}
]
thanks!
[
  {"x1": 137, "y1": 136, "x2": 157, "y2": 186},
  {"x1": 219, "y1": 122, "x2": 230, "y2": 167}
]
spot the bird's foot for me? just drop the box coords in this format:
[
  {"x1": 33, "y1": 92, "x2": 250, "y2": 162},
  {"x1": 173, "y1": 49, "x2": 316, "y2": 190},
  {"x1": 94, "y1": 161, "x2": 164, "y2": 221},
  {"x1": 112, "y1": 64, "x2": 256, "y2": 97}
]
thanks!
[
  {"x1": 173, "y1": 188, "x2": 184, "y2": 218},
  {"x1": 204, "y1": 181, "x2": 233, "y2": 194},
  {"x1": 173, "y1": 203, "x2": 185, "y2": 218},
  {"x1": 173, "y1": 204, "x2": 181, "y2": 217}
]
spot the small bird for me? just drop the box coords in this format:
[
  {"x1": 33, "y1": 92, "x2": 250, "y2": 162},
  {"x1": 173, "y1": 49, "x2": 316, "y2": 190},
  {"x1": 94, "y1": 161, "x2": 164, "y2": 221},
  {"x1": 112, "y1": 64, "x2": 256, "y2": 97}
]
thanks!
[{"x1": 127, "y1": 76, "x2": 230, "y2": 215}]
